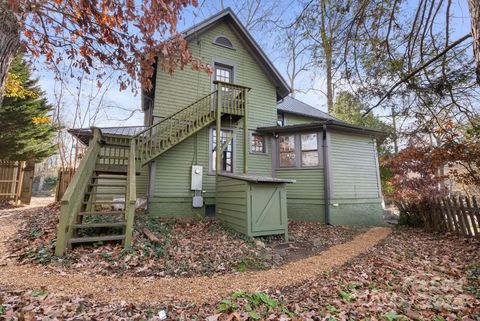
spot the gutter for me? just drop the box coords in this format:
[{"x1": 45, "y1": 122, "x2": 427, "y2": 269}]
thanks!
[{"x1": 322, "y1": 124, "x2": 331, "y2": 225}]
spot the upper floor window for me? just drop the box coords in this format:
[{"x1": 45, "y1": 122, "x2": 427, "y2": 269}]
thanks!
[
  {"x1": 213, "y1": 36, "x2": 234, "y2": 49},
  {"x1": 214, "y1": 63, "x2": 233, "y2": 83},
  {"x1": 277, "y1": 113, "x2": 285, "y2": 126}
]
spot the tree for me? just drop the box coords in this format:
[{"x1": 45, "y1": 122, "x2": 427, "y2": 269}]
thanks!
[
  {"x1": 0, "y1": 0, "x2": 206, "y2": 105},
  {"x1": 299, "y1": 0, "x2": 352, "y2": 112},
  {"x1": 332, "y1": 91, "x2": 391, "y2": 133},
  {"x1": 0, "y1": 54, "x2": 56, "y2": 161}
]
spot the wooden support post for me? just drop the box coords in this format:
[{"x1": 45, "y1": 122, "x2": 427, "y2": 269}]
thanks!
[
  {"x1": 243, "y1": 88, "x2": 248, "y2": 174},
  {"x1": 216, "y1": 87, "x2": 222, "y2": 175},
  {"x1": 124, "y1": 138, "x2": 137, "y2": 248}
]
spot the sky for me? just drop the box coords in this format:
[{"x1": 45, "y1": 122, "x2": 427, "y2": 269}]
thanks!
[{"x1": 33, "y1": 0, "x2": 474, "y2": 129}]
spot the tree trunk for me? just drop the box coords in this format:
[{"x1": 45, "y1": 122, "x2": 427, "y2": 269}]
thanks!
[
  {"x1": 326, "y1": 56, "x2": 333, "y2": 112},
  {"x1": 0, "y1": 2, "x2": 22, "y2": 105},
  {"x1": 468, "y1": 0, "x2": 480, "y2": 85}
]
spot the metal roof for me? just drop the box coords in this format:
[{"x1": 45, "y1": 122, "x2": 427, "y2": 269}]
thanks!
[
  {"x1": 257, "y1": 120, "x2": 388, "y2": 138},
  {"x1": 68, "y1": 126, "x2": 146, "y2": 145},
  {"x1": 277, "y1": 96, "x2": 338, "y2": 121}
]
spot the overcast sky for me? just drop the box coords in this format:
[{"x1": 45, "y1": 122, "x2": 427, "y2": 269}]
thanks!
[{"x1": 34, "y1": 0, "x2": 474, "y2": 128}]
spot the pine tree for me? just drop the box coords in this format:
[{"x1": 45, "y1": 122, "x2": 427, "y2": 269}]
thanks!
[{"x1": 0, "y1": 54, "x2": 56, "y2": 161}]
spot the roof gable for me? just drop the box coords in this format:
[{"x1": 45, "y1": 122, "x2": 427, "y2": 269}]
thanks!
[{"x1": 181, "y1": 8, "x2": 290, "y2": 99}]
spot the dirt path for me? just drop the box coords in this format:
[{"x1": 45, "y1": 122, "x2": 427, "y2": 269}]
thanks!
[{"x1": 0, "y1": 203, "x2": 391, "y2": 304}]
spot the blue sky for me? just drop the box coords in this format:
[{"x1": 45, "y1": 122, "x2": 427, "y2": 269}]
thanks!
[{"x1": 34, "y1": 0, "x2": 474, "y2": 128}]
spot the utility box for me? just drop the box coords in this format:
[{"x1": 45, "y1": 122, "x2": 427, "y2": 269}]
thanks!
[
  {"x1": 191, "y1": 165, "x2": 203, "y2": 190},
  {"x1": 216, "y1": 174, "x2": 294, "y2": 241}
]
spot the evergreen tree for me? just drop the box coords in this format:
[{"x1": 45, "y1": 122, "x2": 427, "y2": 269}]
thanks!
[{"x1": 0, "y1": 55, "x2": 56, "y2": 161}]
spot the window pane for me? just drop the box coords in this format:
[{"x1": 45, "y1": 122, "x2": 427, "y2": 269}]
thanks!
[
  {"x1": 302, "y1": 151, "x2": 319, "y2": 166},
  {"x1": 301, "y1": 133, "x2": 317, "y2": 150},
  {"x1": 251, "y1": 134, "x2": 265, "y2": 153},
  {"x1": 280, "y1": 152, "x2": 296, "y2": 167},
  {"x1": 212, "y1": 129, "x2": 233, "y2": 173},
  {"x1": 279, "y1": 135, "x2": 295, "y2": 152}
]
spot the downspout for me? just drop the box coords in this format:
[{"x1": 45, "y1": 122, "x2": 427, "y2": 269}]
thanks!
[{"x1": 322, "y1": 124, "x2": 331, "y2": 225}]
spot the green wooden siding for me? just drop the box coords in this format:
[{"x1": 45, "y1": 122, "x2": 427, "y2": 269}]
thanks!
[
  {"x1": 149, "y1": 20, "x2": 277, "y2": 217},
  {"x1": 329, "y1": 131, "x2": 383, "y2": 226},
  {"x1": 216, "y1": 176, "x2": 248, "y2": 234},
  {"x1": 276, "y1": 169, "x2": 325, "y2": 221}
]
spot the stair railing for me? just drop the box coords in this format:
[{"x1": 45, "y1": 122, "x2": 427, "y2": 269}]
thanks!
[
  {"x1": 134, "y1": 91, "x2": 217, "y2": 164},
  {"x1": 123, "y1": 138, "x2": 137, "y2": 247},
  {"x1": 55, "y1": 128, "x2": 103, "y2": 256}
]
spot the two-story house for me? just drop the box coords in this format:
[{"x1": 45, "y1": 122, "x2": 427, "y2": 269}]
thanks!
[{"x1": 55, "y1": 8, "x2": 385, "y2": 255}]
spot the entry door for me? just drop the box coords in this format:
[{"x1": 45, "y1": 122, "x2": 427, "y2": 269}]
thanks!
[{"x1": 250, "y1": 184, "x2": 287, "y2": 233}]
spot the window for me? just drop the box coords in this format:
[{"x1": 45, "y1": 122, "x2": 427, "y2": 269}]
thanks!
[
  {"x1": 279, "y1": 135, "x2": 296, "y2": 167},
  {"x1": 301, "y1": 133, "x2": 319, "y2": 166},
  {"x1": 276, "y1": 132, "x2": 323, "y2": 168},
  {"x1": 251, "y1": 133, "x2": 266, "y2": 154},
  {"x1": 211, "y1": 128, "x2": 234, "y2": 173},
  {"x1": 214, "y1": 63, "x2": 233, "y2": 83},
  {"x1": 213, "y1": 36, "x2": 234, "y2": 49},
  {"x1": 277, "y1": 113, "x2": 285, "y2": 126}
]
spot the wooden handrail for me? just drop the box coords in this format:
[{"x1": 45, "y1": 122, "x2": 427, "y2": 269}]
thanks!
[
  {"x1": 55, "y1": 128, "x2": 103, "y2": 256},
  {"x1": 213, "y1": 80, "x2": 252, "y2": 91},
  {"x1": 133, "y1": 91, "x2": 217, "y2": 138}
]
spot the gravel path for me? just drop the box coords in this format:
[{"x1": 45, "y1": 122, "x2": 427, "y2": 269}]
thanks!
[{"x1": 0, "y1": 204, "x2": 391, "y2": 304}]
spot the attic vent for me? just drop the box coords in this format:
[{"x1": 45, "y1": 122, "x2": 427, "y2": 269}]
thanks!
[{"x1": 213, "y1": 36, "x2": 234, "y2": 49}]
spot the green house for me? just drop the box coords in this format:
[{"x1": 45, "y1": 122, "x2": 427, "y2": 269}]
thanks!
[{"x1": 55, "y1": 8, "x2": 385, "y2": 255}]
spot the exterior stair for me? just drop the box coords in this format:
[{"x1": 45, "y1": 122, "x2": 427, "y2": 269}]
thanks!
[{"x1": 55, "y1": 80, "x2": 249, "y2": 256}]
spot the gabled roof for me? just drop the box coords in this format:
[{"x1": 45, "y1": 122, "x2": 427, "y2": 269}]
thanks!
[
  {"x1": 277, "y1": 96, "x2": 339, "y2": 121},
  {"x1": 180, "y1": 8, "x2": 291, "y2": 99}
]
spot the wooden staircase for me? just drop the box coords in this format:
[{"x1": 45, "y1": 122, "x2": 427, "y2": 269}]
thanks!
[
  {"x1": 55, "y1": 81, "x2": 249, "y2": 256},
  {"x1": 135, "y1": 81, "x2": 249, "y2": 165}
]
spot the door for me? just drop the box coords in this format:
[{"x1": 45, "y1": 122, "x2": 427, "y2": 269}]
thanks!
[
  {"x1": 250, "y1": 184, "x2": 287, "y2": 233},
  {"x1": 214, "y1": 63, "x2": 235, "y2": 110}
]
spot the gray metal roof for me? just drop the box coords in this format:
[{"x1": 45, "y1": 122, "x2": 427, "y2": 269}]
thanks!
[
  {"x1": 277, "y1": 96, "x2": 338, "y2": 121},
  {"x1": 68, "y1": 126, "x2": 146, "y2": 145}
]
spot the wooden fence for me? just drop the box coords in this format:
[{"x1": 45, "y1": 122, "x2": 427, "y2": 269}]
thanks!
[
  {"x1": 55, "y1": 168, "x2": 76, "y2": 202},
  {"x1": 397, "y1": 195, "x2": 480, "y2": 238},
  {"x1": 0, "y1": 160, "x2": 26, "y2": 204}
]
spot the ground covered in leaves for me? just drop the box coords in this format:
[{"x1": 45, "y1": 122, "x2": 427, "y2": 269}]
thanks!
[
  {"x1": 5, "y1": 202, "x2": 363, "y2": 277},
  {"x1": 1, "y1": 228, "x2": 478, "y2": 320}
]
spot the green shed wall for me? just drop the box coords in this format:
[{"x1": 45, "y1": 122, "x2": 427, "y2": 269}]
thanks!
[
  {"x1": 149, "y1": 20, "x2": 277, "y2": 217},
  {"x1": 216, "y1": 176, "x2": 248, "y2": 234},
  {"x1": 328, "y1": 131, "x2": 383, "y2": 226}
]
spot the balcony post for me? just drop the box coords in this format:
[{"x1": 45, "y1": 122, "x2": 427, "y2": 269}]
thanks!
[
  {"x1": 243, "y1": 88, "x2": 248, "y2": 174},
  {"x1": 216, "y1": 85, "x2": 222, "y2": 175}
]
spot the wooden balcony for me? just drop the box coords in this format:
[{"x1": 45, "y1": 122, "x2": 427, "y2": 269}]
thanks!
[{"x1": 213, "y1": 80, "x2": 251, "y2": 117}]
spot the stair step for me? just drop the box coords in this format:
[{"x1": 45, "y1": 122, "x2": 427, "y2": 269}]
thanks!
[
  {"x1": 83, "y1": 200, "x2": 125, "y2": 205},
  {"x1": 68, "y1": 235, "x2": 125, "y2": 244},
  {"x1": 91, "y1": 176, "x2": 127, "y2": 180},
  {"x1": 98, "y1": 156, "x2": 129, "y2": 160},
  {"x1": 95, "y1": 164, "x2": 128, "y2": 174},
  {"x1": 89, "y1": 183, "x2": 127, "y2": 187},
  {"x1": 72, "y1": 222, "x2": 126, "y2": 229},
  {"x1": 85, "y1": 191, "x2": 126, "y2": 195},
  {"x1": 78, "y1": 211, "x2": 125, "y2": 216}
]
